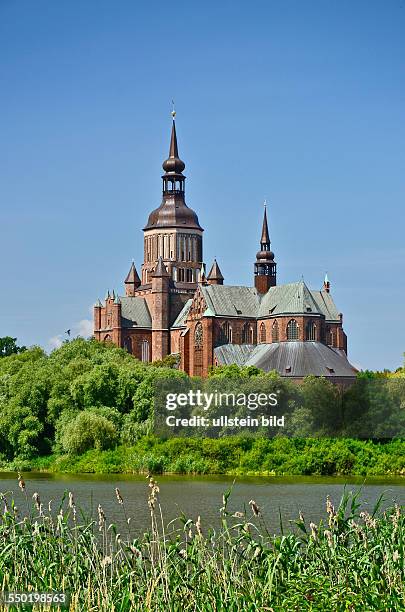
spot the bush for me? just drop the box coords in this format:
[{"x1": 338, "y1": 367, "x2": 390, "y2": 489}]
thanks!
[{"x1": 60, "y1": 411, "x2": 119, "y2": 455}]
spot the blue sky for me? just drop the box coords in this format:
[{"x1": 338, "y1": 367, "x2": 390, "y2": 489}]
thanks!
[{"x1": 0, "y1": 0, "x2": 404, "y2": 370}]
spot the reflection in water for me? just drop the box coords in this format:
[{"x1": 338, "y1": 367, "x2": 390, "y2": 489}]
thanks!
[{"x1": 0, "y1": 473, "x2": 403, "y2": 535}]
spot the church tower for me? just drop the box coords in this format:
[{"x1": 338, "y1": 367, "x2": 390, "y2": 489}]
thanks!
[
  {"x1": 141, "y1": 113, "x2": 204, "y2": 288},
  {"x1": 254, "y1": 204, "x2": 276, "y2": 294}
]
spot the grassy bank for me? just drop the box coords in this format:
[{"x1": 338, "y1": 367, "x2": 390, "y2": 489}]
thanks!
[
  {"x1": 4, "y1": 437, "x2": 405, "y2": 476},
  {"x1": 0, "y1": 474, "x2": 403, "y2": 611}
]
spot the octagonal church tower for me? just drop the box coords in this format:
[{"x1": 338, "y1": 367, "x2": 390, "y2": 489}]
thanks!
[{"x1": 94, "y1": 114, "x2": 204, "y2": 362}]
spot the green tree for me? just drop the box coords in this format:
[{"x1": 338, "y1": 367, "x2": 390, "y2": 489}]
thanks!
[
  {"x1": 60, "y1": 411, "x2": 119, "y2": 455},
  {"x1": 0, "y1": 337, "x2": 26, "y2": 357},
  {"x1": 300, "y1": 375, "x2": 342, "y2": 435}
]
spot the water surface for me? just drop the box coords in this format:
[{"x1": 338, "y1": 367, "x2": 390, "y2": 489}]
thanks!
[{"x1": 1, "y1": 473, "x2": 403, "y2": 535}]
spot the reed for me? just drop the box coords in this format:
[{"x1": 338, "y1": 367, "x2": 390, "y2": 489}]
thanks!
[{"x1": 0, "y1": 476, "x2": 403, "y2": 611}]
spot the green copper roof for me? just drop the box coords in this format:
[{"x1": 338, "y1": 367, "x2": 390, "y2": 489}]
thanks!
[
  {"x1": 310, "y1": 290, "x2": 340, "y2": 322},
  {"x1": 258, "y1": 281, "x2": 323, "y2": 317},
  {"x1": 171, "y1": 299, "x2": 192, "y2": 329},
  {"x1": 200, "y1": 284, "x2": 260, "y2": 318},
  {"x1": 198, "y1": 281, "x2": 340, "y2": 322},
  {"x1": 120, "y1": 296, "x2": 152, "y2": 328},
  {"x1": 203, "y1": 306, "x2": 216, "y2": 317}
]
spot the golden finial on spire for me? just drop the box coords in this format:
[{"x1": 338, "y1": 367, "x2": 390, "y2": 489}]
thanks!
[{"x1": 171, "y1": 99, "x2": 176, "y2": 119}]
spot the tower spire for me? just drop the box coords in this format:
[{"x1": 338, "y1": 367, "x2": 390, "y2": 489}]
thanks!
[
  {"x1": 261, "y1": 200, "x2": 270, "y2": 246},
  {"x1": 142, "y1": 114, "x2": 203, "y2": 289},
  {"x1": 169, "y1": 118, "x2": 180, "y2": 159},
  {"x1": 162, "y1": 110, "x2": 185, "y2": 175},
  {"x1": 254, "y1": 202, "x2": 277, "y2": 294},
  {"x1": 143, "y1": 114, "x2": 202, "y2": 234}
]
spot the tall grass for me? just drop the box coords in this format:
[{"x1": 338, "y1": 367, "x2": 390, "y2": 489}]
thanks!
[{"x1": 0, "y1": 475, "x2": 403, "y2": 611}]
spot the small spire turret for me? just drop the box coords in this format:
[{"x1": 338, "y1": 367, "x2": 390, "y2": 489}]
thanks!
[
  {"x1": 124, "y1": 262, "x2": 141, "y2": 296},
  {"x1": 207, "y1": 259, "x2": 224, "y2": 285},
  {"x1": 254, "y1": 202, "x2": 277, "y2": 294},
  {"x1": 152, "y1": 256, "x2": 170, "y2": 278},
  {"x1": 199, "y1": 263, "x2": 207, "y2": 285}
]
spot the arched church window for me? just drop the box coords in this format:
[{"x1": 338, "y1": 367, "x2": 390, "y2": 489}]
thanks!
[
  {"x1": 141, "y1": 340, "x2": 150, "y2": 362},
  {"x1": 287, "y1": 319, "x2": 299, "y2": 341},
  {"x1": 219, "y1": 321, "x2": 232, "y2": 344},
  {"x1": 194, "y1": 323, "x2": 203, "y2": 376},
  {"x1": 259, "y1": 322, "x2": 266, "y2": 343},
  {"x1": 242, "y1": 323, "x2": 254, "y2": 344},
  {"x1": 194, "y1": 322, "x2": 203, "y2": 348},
  {"x1": 272, "y1": 320, "x2": 279, "y2": 342},
  {"x1": 306, "y1": 321, "x2": 316, "y2": 341},
  {"x1": 329, "y1": 329, "x2": 335, "y2": 347}
]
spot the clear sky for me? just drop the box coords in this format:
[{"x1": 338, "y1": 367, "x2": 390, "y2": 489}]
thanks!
[{"x1": 0, "y1": 0, "x2": 404, "y2": 371}]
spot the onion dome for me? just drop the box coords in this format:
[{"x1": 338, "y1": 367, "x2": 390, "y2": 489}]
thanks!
[
  {"x1": 256, "y1": 248, "x2": 275, "y2": 261},
  {"x1": 144, "y1": 117, "x2": 203, "y2": 231}
]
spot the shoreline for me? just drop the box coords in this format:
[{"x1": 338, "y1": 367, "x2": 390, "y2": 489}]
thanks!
[
  {"x1": 1, "y1": 470, "x2": 405, "y2": 484},
  {"x1": 0, "y1": 436, "x2": 403, "y2": 477}
]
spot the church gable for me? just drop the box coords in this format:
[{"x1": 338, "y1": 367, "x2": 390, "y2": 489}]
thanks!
[{"x1": 188, "y1": 287, "x2": 208, "y2": 320}]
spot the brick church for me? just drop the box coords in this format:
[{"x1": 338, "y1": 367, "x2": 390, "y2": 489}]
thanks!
[{"x1": 93, "y1": 117, "x2": 357, "y2": 383}]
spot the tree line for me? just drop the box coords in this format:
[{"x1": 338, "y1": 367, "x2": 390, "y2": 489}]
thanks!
[{"x1": 0, "y1": 338, "x2": 403, "y2": 461}]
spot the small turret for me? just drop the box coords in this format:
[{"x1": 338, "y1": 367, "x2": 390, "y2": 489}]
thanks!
[
  {"x1": 125, "y1": 262, "x2": 141, "y2": 296},
  {"x1": 94, "y1": 299, "x2": 102, "y2": 331},
  {"x1": 207, "y1": 259, "x2": 224, "y2": 285},
  {"x1": 323, "y1": 273, "x2": 330, "y2": 293},
  {"x1": 199, "y1": 263, "x2": 207, "y2": 285},
  {"x1": 152, "y1": 256, "x2": 170, "y2": 278}
]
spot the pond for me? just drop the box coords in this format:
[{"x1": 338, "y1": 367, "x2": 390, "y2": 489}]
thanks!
[{"x1": 1, "y1": 472, "x2": 404, "y2": 536}]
